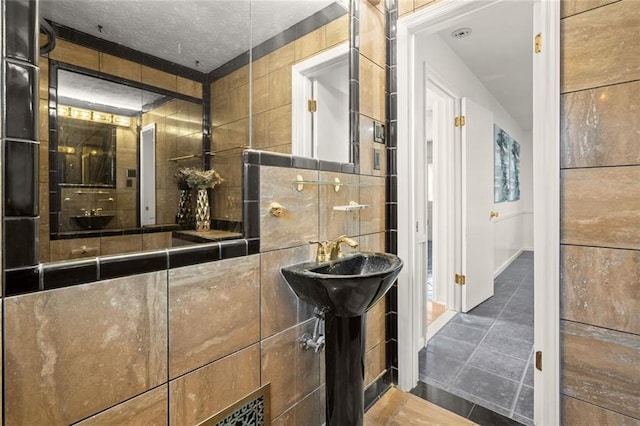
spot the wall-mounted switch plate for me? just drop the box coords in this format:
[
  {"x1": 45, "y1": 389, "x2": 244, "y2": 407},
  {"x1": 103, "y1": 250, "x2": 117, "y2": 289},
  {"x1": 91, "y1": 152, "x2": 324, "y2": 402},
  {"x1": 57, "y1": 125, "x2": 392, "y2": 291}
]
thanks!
[
  {"x1": 373, "y1": 121, "x2": 385, "y2": 144},
  {"x1": 373, "y1": 149, "x2": 381, "y2": 170}
]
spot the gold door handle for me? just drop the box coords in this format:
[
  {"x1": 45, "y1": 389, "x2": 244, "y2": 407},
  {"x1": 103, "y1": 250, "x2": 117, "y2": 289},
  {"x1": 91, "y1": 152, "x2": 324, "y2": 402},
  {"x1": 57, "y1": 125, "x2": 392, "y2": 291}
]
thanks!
[{"x1": 490, "y1": 211, "x2": 499, "y2": 219}]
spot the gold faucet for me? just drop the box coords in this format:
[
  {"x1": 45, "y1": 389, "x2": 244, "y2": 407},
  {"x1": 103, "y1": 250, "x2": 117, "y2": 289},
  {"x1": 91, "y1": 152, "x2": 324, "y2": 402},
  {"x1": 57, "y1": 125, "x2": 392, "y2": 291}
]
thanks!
[
  {"x1": 310, "y1": 236, "x2": 359, "y2": 262},
  {"x1": 327, "y1": 235, "x2": 359, "y2": 260}
]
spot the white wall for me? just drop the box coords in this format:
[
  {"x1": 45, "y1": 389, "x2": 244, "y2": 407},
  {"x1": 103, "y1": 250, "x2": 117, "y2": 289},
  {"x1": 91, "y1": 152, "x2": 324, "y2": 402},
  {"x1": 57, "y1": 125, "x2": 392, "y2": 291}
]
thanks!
[{"x1": 415, "y1": 33, "x2": 533, "y2": 275}]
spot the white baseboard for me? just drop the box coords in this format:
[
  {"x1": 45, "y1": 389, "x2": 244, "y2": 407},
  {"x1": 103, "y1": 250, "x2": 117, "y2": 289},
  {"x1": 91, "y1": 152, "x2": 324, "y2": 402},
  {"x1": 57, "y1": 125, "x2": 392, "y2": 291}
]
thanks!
[{"x1": 494, "y1": 248, "x2": 525, "y2": 278}]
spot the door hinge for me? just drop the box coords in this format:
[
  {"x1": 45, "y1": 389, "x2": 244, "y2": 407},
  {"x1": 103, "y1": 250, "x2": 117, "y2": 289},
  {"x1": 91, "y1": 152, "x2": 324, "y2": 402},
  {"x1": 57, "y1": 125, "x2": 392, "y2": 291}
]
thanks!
[
  {"x1": 455, "y1": 273, "x2": 466, "y2": 285},
  {"x1": 535, "y1": 351, "x2": 542, "y2": 371},
  {"x1": 534, "y1": 33, "x2": 542, "y2": 54},
  {"x1": 455, "y1": 116, "x2": 466, "y2": 127},
  {"x1": 308, "y1": 99, "x2": 317, "y2": 112}
]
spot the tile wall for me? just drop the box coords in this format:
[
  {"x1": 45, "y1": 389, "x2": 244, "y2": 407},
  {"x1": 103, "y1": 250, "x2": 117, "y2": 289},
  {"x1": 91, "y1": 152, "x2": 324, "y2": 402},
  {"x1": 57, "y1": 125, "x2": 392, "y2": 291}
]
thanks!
[
  {"x1": 2, "y1": 162, "x2": 387, "y2": 424},
  {"x1": 210, "y1": 13, "x2": 351, "y2": 224},
  {"x1": 560, "y1": 0, "x2": 640, "y2": 423},
  {"x1": 2, "y1": 0, "x2": 393, "y2": 423}
]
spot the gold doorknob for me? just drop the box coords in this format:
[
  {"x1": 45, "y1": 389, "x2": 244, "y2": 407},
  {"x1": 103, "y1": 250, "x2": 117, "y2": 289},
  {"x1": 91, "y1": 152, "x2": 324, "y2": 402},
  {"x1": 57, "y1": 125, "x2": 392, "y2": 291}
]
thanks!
[
  {"x1": 490, "y1": 211, "x2": 499, "y2": 219},
  {"x1": 270, "y1": 202, "x2": 284, "y2": 217}
]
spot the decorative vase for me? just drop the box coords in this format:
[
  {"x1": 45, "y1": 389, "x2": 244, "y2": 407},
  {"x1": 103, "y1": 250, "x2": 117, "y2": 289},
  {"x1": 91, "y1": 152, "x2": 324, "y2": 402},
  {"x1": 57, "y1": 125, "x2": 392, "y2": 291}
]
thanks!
[
  {"x1": 195, "y1": 188, "x2": 210, "y2": 232},
  {"x1": 176, "y1": 189, "x2": 193, "y2": 226}
]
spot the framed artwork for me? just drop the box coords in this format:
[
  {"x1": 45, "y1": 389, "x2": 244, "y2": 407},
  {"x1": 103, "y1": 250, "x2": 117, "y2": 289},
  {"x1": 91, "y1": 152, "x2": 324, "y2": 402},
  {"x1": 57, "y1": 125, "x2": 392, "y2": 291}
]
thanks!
[{"x1": 493, "y1": 124, "x2": 520, "y2": 203}]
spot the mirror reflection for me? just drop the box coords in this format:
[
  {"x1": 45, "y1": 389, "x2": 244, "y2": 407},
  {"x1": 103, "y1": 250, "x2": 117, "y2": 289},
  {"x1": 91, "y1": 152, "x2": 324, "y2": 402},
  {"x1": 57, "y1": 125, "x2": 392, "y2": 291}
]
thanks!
[{"x1": 38, "y1": 0, "x2": 350, "y2": 264}]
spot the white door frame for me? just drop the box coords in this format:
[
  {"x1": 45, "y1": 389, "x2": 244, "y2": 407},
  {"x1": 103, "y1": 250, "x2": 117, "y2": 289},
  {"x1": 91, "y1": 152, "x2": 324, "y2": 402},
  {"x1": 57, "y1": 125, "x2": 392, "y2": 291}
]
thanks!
[{"x1": 396, "y1": 1, "x2": 560, "y2": 424}]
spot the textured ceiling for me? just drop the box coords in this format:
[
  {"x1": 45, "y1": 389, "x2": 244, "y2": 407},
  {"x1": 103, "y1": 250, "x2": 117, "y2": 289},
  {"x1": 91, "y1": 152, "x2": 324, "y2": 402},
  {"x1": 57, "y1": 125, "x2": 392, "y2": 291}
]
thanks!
[
  {"x1": 439, "y1": 0, "x2": 533, "y2": 130},
  {"x1": 41, "y1": 0, "x2": 338, "y2": 73}
]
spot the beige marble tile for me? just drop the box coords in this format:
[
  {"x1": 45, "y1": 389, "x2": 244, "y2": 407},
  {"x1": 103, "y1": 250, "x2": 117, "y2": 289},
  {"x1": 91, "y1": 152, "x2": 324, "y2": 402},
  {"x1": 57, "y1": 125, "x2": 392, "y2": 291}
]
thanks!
[
  {"x1": 360, "y1": 56, "x2": 386, "y2": 122},
  {"x1": 366, "y1": 298, "x2": 386, "y2": 351},
  {"x1": 228, "y1": 84, "x2": 249, "y2": 123},
  {"x1": 360, "y1": 1, "x2": 386, "y2": 68},
  {"x1": 141, "y1": 66, "x2": 177, "y2": 92},
  {"x1": 169, "y1": 344, "x2": 260, "y2": 425},
  {"x1": 561, "y1": 0, "x2": 640, "y2": 93},
  {"x1": 561, "y1": 320, "x2": 640, "y2": 419},
  {"x1": 252, "y1": 111, "x2": 269, "y2": 149},
  {"x1": 260, "y1": 166, "x2": 319, "y2": 252},
  {"x1": 49, "y1": 237, "x2": 101, "y2": 261},
  {"x1": 261, "y1": 320, "x2": 322, "y2": 418},
  {"x1": 142, "y1": 232, "x2": 172, "y2": 251},
  {"x1": 270, "y1": 43, "x2": 295, "y2": 72},
  {"x1": 252, "y1": 74, "x2": 270, "y2": 114},
  {"x1": 77, "y1": 385, "x2": 168, "y2": 426},
  {"x1": 100, "y1": 234, "x2": 143, "y2": 256},
  {"x1": 415, "y1": 0, "x2": 439, "y2": 10},
  {"x1": 325, "y1": 14, "x2": 350, "y2": 48},
  {"x1": 359, "y1": 232, "x2": 386, "y2": 253},
  {"x1": 272, "y1": 386, "x2": 324, "y2": 426},
  {"x1": 99, "y1": 53, "x2": 141, "y2": 82},
  {"x1": 364, "y1": 342, "x2": 386, "y2": 387},
  {"x1": 269, "y1": 66, "x2": 292, "y2": 109},
  {"x1": 319, "y1": 172, "x2": 360, "y2": 241},
  {"x1": 561, "y1": 167, "x2": 640, "y2": 249},
  {"x1": 267, "y1": 104, "x2": 292, "y2": 148},
  {"x1": 561, "y1": 0, "x2": 621, "y2": 18},
  {"x1": 177, "y1": 76, "x2": 202, "y2": 99},
  {"x1": 168, "y1": 255, "x2": 260, "y2": 378},
  {"x1": 561, "y1": 80, "x2": 640, "y2": 168},
  {"x1": 260, "y1": 245, "x2": 316, "y2": 339},
  {"x1": 4, "y1": 272, "x2": 167, "y2": 425},
  {"x1": 561, "y1": 245, "x2": 640, "y2": 335},
  {"x1": 295, "y1": 27, "x2": 327, "y2": 62},
  {"x1": 49, "y1": 39, "x2": 99, "y2": 71},
  {"x1": 360, "y1": 175, "x2": 385, "y2": 235},
  {"x1": 561, "y1": 395, "x2": 640, "y2": 426},
  {"x1": 39, "y1": 57, "x2": 49, "y2": 100},
  {"x1": 398, "y1": 0, "x2": 414, "y2": 16},
  {"x1": 222, "y1": 66, "x2": 249, "y2": 90},
  {"x1": 253, "y1": 54, "x2": 270, "y2": 79}
]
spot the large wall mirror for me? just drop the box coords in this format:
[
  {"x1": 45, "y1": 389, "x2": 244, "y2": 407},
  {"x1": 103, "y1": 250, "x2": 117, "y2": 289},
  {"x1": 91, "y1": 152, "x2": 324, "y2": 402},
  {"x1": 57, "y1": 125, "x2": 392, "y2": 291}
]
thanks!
[{"x1": 38, "y1": 0, "x2": 351, "y2": 264}]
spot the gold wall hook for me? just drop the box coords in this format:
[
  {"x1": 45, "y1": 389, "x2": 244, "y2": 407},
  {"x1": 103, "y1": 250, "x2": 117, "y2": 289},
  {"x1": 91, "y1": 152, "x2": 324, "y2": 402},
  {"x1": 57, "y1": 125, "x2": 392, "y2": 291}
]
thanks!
[
  {"x1": 490, "y1": 211, "x2": 499, "y2": 219},
  {"x1": 270, "y1": 202, "x2": 284, "y2": 217}
]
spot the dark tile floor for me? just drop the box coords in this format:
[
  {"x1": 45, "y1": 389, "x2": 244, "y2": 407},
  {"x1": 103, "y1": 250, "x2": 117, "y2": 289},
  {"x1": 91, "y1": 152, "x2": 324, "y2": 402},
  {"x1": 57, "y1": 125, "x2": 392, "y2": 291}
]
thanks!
[{"x1": 418, "y1": 251, "x2": 534, "y2": 425}]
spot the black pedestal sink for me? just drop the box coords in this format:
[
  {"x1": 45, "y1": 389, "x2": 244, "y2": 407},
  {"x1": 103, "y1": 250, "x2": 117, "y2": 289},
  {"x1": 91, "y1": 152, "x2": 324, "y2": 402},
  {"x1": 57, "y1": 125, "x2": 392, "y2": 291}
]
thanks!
[{"x1": 281, "y1": 252, "x2": 402, "y2": 426}]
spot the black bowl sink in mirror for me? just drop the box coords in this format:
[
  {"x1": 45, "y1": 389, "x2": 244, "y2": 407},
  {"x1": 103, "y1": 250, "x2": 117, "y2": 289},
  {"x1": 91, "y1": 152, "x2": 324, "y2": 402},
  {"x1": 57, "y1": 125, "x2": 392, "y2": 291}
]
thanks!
[
  {"x1": 71, "y1": 214, "x2": 115, "y2": 230},
  {"x1": 281, "y1": 252, "x2": 403, "y2": 317}
]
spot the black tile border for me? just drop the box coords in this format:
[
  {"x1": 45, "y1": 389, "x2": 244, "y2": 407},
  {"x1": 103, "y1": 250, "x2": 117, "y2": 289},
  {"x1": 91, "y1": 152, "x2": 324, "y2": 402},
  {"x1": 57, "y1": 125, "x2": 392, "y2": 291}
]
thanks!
[
  {"x1": 3, "y1": 236, "x2": 260, "y2": 296},
  {"x1": 96, "y1": 250, "x2": 169, "y2": 280},
  {"x1": 243, "y1": 150, "x2": 358, "y2": 174},
  {"x1": 42, "y1": 258, "x2": 98, "y2": 290},
  {"x1": 384, "y1": 0, "x2": 399, "y2": 389}
]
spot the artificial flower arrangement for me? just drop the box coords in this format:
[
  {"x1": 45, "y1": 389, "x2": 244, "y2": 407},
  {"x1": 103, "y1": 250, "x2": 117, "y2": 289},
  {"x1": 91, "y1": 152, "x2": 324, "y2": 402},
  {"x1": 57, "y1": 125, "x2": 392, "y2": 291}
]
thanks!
[{"x1": 175, "y1": 167, "x2": 224, "y2": 190}]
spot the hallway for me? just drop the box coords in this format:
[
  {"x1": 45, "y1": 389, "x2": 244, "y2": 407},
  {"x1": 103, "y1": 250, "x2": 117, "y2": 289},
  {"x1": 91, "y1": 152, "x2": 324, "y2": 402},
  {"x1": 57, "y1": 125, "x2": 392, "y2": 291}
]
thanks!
[{"x1": 418, "y1": 252, "x2": 534, "y2": 425}]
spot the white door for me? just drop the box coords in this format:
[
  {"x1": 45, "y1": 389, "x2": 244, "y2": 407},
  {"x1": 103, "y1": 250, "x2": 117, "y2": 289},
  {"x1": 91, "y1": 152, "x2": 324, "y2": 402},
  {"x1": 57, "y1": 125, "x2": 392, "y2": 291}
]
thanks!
[
  {"x1": 461, "y1": 97, "x2": 494, "y2": 312},
  {"x1": 140, "y1": 123, "x2": 156, "y2": 226},
  {"x1": 291, "y1": 43, "x2": 349, "y2": 162}
]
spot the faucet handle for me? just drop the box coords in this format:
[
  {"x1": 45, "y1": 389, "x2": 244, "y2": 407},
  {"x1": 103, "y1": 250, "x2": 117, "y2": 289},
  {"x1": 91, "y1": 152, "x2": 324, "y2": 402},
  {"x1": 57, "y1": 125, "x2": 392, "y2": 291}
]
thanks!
[{"x1": 309, "y1": 241, "x2": 328, "y2": 262}]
